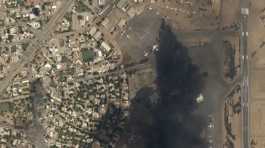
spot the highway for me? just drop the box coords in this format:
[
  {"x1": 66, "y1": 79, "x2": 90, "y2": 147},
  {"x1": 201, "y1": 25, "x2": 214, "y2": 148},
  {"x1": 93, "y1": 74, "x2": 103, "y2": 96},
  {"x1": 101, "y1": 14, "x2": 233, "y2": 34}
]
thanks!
[
  {"x1": 0, "y1": 0, "x2": 74, "y2": 96},
  {"x1": 240, "y1": 0, "x2": 250, "y2": 147}
]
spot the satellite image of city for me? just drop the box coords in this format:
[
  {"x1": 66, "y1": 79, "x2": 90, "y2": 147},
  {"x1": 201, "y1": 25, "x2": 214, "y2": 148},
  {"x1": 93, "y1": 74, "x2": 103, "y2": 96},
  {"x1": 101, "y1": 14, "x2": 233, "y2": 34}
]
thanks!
[{"x1": 0, "y1": 0, "x2": 264, "y2": 148}]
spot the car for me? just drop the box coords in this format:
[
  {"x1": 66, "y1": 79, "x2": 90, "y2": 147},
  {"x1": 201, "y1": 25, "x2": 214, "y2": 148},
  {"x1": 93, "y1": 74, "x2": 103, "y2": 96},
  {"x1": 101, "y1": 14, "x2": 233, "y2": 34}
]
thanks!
[
  {"x1": 208, "y1": 138, "x2": 213, "y2": 144},
  {"x1": 208, "y1": 115, "x2": 214, "y2": 129},
  {"x1": 208, "y1": 136, "x2": 214, "y2": 148},
  {"x1": 241, "y1": 8, "x2": 249, "y2": 15},
  {"x1": 208, "y1": 123, "x2": 214, "y2": 128}
]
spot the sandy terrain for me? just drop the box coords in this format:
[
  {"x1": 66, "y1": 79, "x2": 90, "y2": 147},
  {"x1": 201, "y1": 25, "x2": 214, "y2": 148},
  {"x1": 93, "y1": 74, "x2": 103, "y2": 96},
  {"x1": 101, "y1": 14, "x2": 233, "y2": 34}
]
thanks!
[
  {"x1": 248, "y1": 0, "x2": 265, "y2": 147},
  {"x1": 118, "y1": 10, "x2": 162, "y2": 63},
  {"x1": 128, "y1": 68, "x2": 155, "y2": 99},
  {"x1": 220, "y1": 0, "x2": 240, "y2": 27},
  {"x1": 223, "y1": 85, "x2": 242, "y2": 148}
]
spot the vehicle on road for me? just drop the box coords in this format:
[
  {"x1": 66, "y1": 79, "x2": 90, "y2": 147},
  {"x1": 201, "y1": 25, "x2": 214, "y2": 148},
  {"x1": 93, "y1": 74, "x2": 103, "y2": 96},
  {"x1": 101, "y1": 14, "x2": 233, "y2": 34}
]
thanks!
[{"x1": 208, "y1": 115, "x2": 214, "y2": 129}]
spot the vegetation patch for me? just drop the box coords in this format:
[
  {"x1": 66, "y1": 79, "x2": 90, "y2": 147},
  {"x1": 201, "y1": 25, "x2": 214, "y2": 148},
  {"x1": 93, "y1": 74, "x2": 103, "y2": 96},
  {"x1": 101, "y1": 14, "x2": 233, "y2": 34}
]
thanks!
[
  {"x1": 81, "y1": 48, "x2": 95, "y2": 63},
  {"x1": 75, "y1": 0, "x2": 90, "y2": 13}
]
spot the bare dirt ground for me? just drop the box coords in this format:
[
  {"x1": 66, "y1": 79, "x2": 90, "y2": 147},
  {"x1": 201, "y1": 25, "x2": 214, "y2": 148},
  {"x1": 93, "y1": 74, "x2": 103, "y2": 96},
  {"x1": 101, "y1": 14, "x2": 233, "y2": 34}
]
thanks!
[
  {"x1": 220, "y1": 0, "x2": 240, "y2": 27},
  {"x1": 117, "y1": 10, "x2": 162, "y2": 63},
  {"x1": 248, "y1": 0, "x2": 265, "y2": 147},
  {"x1": 223, "y1": 85, "x2": 242, "y2": 148},
  {"x1": 128, "y1": 68, "x2": 155, "y2": 99}
]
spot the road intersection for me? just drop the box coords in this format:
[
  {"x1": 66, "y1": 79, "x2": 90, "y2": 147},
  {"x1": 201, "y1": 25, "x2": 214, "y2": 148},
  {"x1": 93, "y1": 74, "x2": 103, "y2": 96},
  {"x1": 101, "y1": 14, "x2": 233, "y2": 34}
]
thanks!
[{"x1": 0, "y1": 0, "x2": 74, "y2": 97}]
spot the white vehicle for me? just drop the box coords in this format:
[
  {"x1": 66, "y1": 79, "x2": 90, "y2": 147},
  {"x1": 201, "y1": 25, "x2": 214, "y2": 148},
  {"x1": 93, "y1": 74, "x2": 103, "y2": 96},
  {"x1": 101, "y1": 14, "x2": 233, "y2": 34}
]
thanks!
[
  {"x1": 241, "y1": 8, "x2": 249, "y2": 15},
  {"x1": 152, "y1": 44, "x2": 159, "y2": 52},
  {"x1": 208, "y1": 136, "x2": 213, "y2": 143},
  {"x1": 196, "y1": 94, "x2": 204, "y2": 103},
  {"x1": 208, "y1": 123, "x2": 214, "y2": 129},
  {"x1": 208, "y1": 135, "x2": 214, "y2": 148},
  {"x1": 246, "y1": 32, "x2": 249, "y2": 36},
  {"x1": 241, "y1": 32, "x2": 248, "y2": 37},
  {"x1": 144, "y1": 51, "x2": 149, "y2": 57},
  {"x1": 208, "y1": 115, "x2": 214, "y2": 129}
]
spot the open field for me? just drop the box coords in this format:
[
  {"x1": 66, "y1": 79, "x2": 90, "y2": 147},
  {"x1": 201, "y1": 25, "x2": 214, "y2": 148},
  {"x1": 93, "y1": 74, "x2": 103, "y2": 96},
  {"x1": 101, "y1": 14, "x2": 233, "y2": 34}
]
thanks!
[
  {"x1": 220, "y1": 0, "x2": 240, "y2": 27},
  {"x1": 249, "y1": 0, "x2": 265, "y2": 147}
]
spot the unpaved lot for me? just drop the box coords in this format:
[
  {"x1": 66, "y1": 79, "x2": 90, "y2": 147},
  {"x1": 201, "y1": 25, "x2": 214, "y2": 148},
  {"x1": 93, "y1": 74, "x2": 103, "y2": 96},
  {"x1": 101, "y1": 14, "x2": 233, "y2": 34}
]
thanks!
[{"x1": 249, "y1": 0, "x2": 265, "y2": 147}]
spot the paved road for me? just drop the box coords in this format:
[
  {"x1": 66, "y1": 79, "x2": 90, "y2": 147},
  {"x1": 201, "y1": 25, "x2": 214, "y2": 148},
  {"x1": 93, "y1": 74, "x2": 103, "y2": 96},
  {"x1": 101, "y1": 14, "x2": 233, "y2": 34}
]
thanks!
[
  {"x1": 0, "y1": 95, "x2": 30, "y2": 103},
  {"x1": 78, "y1": 62, "x2": 152, "y2": 81},
  {"x1": 240, "y1": 0, "x2": 250, "y2": 147},
  {"x1": 0, "y1": 0, "x2": 74, "y2": 96},
  {"x1": 0, "y1": 39, "x2": 31, "y2": 47}
]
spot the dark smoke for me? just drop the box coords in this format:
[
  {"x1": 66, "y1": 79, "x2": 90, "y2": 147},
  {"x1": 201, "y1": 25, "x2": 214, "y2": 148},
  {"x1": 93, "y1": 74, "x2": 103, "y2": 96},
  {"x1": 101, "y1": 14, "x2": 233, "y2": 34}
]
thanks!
[
  {"x1": 94, "y1": 21, "x2": 207, "y2": 148},
  {"x1": 126, "y1": 21, "x2": 206, "y2": 148}
]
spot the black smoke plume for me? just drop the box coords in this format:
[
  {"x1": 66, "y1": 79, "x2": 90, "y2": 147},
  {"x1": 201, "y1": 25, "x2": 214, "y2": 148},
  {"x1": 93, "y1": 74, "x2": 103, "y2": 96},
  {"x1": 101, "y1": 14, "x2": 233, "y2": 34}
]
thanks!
[
  {"x1": 94, "y1": 20, "x2": 206, "y2": 148},
  {"x1": 126, "y1": 21, "x2": 206, "y2": 148}
]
